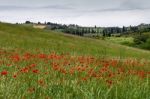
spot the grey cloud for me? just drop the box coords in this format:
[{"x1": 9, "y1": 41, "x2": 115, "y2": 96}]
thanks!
[
  {"x1": 120, "y1": 0, "x2": 150, "y2": 10},
  {"x1": 1, "y1": 0, "x2": 150, "y2": 12},
  {"x1": 0, "y1": 4, "x2": 74, "y2": 11},
  {"x1": 40, "y1": 5, "x2": 74, "y2": 10},
  {"x1": 85, "y1": 0, "x2": 150, "y2": 13},
  {"x1": 84, "y1": 0, "x2": 150, "y2": 13},
  {"x1": 0, "y1": 5, "x2": 32, "y2": 11},
  {"x1": 89, "y1": 7, "x2": 150, "y2": 13}
]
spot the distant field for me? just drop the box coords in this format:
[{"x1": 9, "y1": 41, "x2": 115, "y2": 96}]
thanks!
[
  {"x1": 0, "y1": 23, "x2": 150, "y2": 99},
  {"x1": 106, "y1": 37, "x2": 134, "y2": 44}
]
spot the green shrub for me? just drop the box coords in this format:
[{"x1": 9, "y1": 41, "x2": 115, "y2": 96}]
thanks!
[
  {"x1": 133, "y1": 34, "x2": 150, "y2": 44},
  {"x1": 121, "y1": 41, "x2": 134, "y2": 46},
  {"x1": 140, "y1": 38, "x2": 150, "y2": 50}
]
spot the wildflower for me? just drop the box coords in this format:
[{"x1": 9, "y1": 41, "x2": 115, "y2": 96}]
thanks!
[
  {"x1": 111, "y1": 60, "x2": 118, "y2": 67},
  {"x1": 6, "y1": 64, "x2": 12, "y2": 67},
  {"x1": 23, "y1": 52, "x2": 32, "y2": 60},
  {"x1": 106, "y1": 80, "x2": 113, "y2": 86},
  {"x1": 13, "y1": 74, "x2": 17, "y2": 78},
  {"x1": 32, "y1": 69, "x2": 39, "y2": 74},
  {"x1": 10, "y1": 54, "x2": 20, "y2": 62},
  {"x1": 38, "y1": 79, "x2": 45, "y2": 86},
  {"x1": 38, "y1": 54, "x2": 47, "y2": 59},
  {"x1": 44, "y1": 72, "x2": 49, "y2": 75},
  {"x1": 108, "y1": 73, "x2": 115, "y2": 78},
  {"x1": 20, "y1": 67, "x2": 29, "y2": 73},
  {"x1": 30, "y1": 64, "x2": 36, "y2": 67},
  {"x1": 81, "y1": 77, "x2": 87, "y2": 81},
  {"x1": 27, "y1": 87, "x2": 35, "y2": 93},
  {"x1": 69, "y1": 68, "x2": 75, "y2": 75},
  {"x1": 1, "y1": 70, "x2": 8, "y2": 76},
  {"x1": 28, "y1": 64, "x2": 36, "y2": 69},
  {"x1": 117, "y1": 68, "x2": 124, "y2": 74},
  {"x1": 138, "y1": 71, "x2": 145, "y2": 79},
  {"x1": 103, "y1": 63, "x2": 109, "y2": 68},
  {"x1": 60, "y1": 68, "x2": 67, "y2": 74}
]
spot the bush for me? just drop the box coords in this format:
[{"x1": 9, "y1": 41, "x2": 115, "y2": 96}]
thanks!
[
  {"x1": 133, "y1": 34, "x2": 150, "y2": 44},
  {"x1": 121, "y1": 41, "x2": 134, "y2": 46},
  {"x1": 140, "y1": 39, "x2": 150, "y2": 50}
]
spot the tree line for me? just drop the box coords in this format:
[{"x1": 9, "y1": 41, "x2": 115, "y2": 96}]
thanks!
[{"x1": 25, "y1": 21, "x2": 150, "y2": 37}]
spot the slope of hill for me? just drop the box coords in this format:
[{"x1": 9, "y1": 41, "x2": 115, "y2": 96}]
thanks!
[
  {"x1": 0, "y1": 22, "x2": 150, "y2": 59},
  {"x1": 0, "y1": 22, "x2": 150, "y2": 99}
]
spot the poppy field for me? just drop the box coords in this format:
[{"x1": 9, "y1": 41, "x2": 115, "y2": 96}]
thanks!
[
  {"x1": 0, "y1": 23, "x2": 150, "y2": 99},
  {"x1": 0, "y1": 48, "x2": 150, "y2": 99}
]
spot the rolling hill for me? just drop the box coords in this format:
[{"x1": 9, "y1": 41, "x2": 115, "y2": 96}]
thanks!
[
  {"x1": 0, "y1": 22, "x2": 150, "y2": 99},
  {"x1": 0, "y1": 22, "x2": 150, "y2": 59}
]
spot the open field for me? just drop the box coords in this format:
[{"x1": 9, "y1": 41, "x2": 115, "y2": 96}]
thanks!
[
  {"x1": 106, "y1": 37, "x2": 134, "y2": 45},
  {"x1": 0, "y1": 23, "x2": 150, "y2": 99}
]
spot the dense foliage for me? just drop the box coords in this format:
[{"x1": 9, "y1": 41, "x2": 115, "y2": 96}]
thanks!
[{"x1": 133, "y1": 33, "x2": 150, "y2": 50}]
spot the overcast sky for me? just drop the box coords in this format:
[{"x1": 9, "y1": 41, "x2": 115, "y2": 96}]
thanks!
[{"x1": 0, "y1": 0, "x2": 150, "y2": 27}]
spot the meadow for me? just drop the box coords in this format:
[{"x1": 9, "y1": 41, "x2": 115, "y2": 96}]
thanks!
[
  {"x1": 0, "y1": 23, "x2": 150, "y2": 99},
  {"x1": 106, "y1": 37, "x2": 134, "y2": 45}
]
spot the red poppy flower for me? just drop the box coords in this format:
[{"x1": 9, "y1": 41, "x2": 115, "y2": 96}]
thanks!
[
  {"x1": 20, "y1": 67, "x2": 29, "y2": 73},
  {"x1": 13, "y1": 74, "x2": 17, "y2": 78},
  {"x1": 32, "y1": 69, "x2": 39, "y2": 74},
  {"x1": 1, "y1": 70, "x2": 8, "y2": 76}
]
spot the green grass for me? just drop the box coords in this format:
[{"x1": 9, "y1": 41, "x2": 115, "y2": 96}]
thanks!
[
  {"x1": 106, "y1": 37, "x2": 134, "y2": 44},
  {"x1": 0, "y1": 22, "x2": 150, "y2": 99},
  {"x1": 0, "y1": 22, "x2": 150, "y2": 59}
]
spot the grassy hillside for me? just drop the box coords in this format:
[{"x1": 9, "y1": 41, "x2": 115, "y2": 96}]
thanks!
[
  {"x1": 0, "y1": 22, "x2": 150, "y2": 99},
  {"x1": 0, "y1": 22, "x2": 150, "y2": 59}
]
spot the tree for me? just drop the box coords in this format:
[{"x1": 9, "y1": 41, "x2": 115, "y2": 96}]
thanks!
[
  {"x1": 38, "y1": 22, "x2": 41, "y2": 24},
  {"x1": 25, "y1": 21, "x2": 31, "y2": 24},
  {"x1": 91, "y1": 28, "x2": 95, "y2": 33},
  {"x1": 122, "y1": 26, "x2": 126, "y2": 33},
  {"x1": 87, "y1": 28, "x2": 91, "y2": 33}
]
